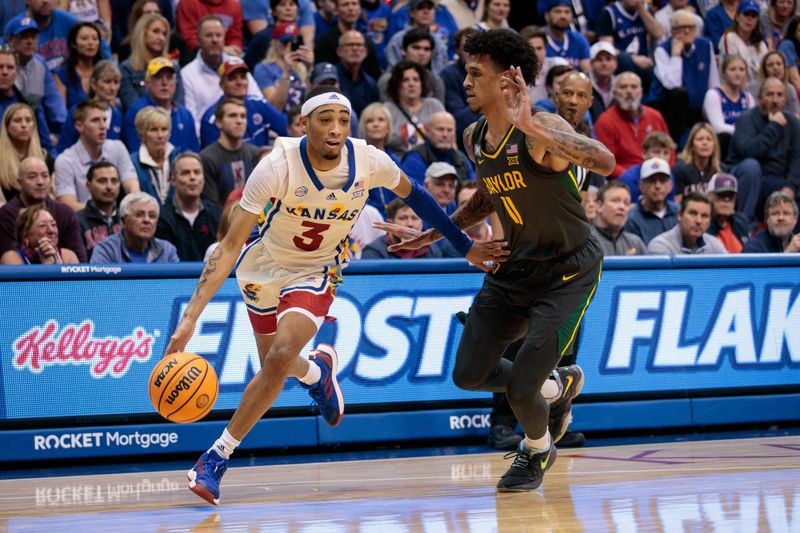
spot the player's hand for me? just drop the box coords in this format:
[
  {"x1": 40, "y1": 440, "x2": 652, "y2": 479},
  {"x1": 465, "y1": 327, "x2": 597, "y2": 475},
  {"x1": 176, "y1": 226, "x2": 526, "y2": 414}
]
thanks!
[
  {"x1": 373, "y1": 222, "x2": 436, "y2": 251},
  {"x1": 501, "y1": 66, "x2": 533, "y2": 131},
  {"x1": 466, "y1": 240, "x2": 510, "y2": 272},
  {"x1": 165, "y1": 317, "x2": 196, "y2": 355}
]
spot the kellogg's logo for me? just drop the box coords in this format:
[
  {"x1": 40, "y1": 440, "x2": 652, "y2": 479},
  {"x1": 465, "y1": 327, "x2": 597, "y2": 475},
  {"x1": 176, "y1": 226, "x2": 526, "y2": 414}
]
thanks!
[{"x1": 13, "y1": 320, "x2": 155, "y2": 378}]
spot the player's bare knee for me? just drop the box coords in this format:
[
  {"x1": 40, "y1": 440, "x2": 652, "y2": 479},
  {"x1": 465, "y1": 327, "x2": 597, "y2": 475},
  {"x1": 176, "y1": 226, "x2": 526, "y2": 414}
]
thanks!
[
  {"x1": 452, "y1": 367, "x2": 486, "y2": 391},
  {"x1": 263, "y1": 345, "x2": 299, "y2": 374}
]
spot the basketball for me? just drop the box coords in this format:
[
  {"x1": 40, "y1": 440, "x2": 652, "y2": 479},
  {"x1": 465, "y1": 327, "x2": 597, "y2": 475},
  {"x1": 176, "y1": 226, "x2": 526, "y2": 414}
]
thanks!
[{"x1": 148, "y1": 352, "x2": 218, "y2": 423}]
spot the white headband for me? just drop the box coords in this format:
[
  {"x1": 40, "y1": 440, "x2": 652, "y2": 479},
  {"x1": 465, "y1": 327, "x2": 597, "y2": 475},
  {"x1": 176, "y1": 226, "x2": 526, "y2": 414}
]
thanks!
[{"x1": 301, "y1": 92, "x2": 353, "y2": 117}]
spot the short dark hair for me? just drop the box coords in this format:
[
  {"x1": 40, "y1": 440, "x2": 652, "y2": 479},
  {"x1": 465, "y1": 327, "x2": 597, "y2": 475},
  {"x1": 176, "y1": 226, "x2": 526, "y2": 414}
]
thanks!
[
  {"x1": 86, "y1": 161, "x2": 118, "y2": 182},
  {"x1": 597, "y1": 180, "x2": 630, "y2": 203},
  {"x1": 680, "y1": 191, "x2": 711, "y2": 214},
  {"x1": 454, "y1": 27, "x2": 480, "y2": 50},
  {"x1": 214, "y1": 96, "x2": 246, "y2": 123},
  {"x1": 545, "y1": 64, "x2": 574, "y2": 90},
  {"x1": 73, "y1": 98, "x2": 109, "y2": 123},
  {"x1": 462, "y1": 29, "x2": 538, "y2": 86},
  {"x1": 287, "y1": 104, "x2": 302, "y2": 125},
  {"x1": 387, "y1": 60, "x2": 430, "y2": 103},
  {"x1": 386, "y1": 198, "x2": 410, "y2": 220},
  {"x1": 402, "y1": 27, "x2": 435, "y2": 52}
]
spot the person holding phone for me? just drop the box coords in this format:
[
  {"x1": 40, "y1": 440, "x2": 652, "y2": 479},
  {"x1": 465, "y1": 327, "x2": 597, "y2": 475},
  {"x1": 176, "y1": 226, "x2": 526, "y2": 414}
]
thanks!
[{"x1": 253, "y1": 22, "x2": 310, "y2": 112}]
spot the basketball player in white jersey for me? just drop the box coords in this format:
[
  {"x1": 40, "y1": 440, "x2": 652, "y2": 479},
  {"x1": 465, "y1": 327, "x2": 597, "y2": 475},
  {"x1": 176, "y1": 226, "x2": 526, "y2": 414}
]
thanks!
[{"x1": 164, "y1": 86, "x2": 509, "y2": 505}]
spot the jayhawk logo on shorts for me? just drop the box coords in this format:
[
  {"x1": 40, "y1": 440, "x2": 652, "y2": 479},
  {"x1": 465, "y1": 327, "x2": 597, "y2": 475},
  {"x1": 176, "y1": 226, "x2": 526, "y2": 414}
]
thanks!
[{"x1": 243, "y1": 283, "x2": 261, "y2": 301}]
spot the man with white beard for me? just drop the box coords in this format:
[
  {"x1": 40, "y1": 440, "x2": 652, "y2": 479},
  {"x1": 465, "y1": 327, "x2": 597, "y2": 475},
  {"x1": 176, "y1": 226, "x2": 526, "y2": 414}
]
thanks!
[{"x1": 595, "y1": 71, "x2": 670, "y2": 178}]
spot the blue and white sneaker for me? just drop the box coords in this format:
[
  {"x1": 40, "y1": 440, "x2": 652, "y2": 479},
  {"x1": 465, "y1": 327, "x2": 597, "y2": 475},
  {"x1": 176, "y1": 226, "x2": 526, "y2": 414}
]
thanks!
[
  {"x1": 304, "y1": 344, "x2": 345, "y2": 426},
  {"x1": 187, "y1": 449, "x2": 228, "y2": 505}
]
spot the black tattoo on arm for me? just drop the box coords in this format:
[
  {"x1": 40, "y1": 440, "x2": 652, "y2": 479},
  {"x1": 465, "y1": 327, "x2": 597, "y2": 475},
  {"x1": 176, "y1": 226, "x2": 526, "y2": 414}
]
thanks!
[
  {"x1": 529, "y1": 112, "x2": 615, "y2": 175},
  {"x1": 425, "y1": 183, "x2": 496, "y2": 242},
  {"x1": 463, "y1": 122, "x2": 477, "y2": 163},
  {"x1": 188, "y1": 246, "x2": 221, "y2": 307}
]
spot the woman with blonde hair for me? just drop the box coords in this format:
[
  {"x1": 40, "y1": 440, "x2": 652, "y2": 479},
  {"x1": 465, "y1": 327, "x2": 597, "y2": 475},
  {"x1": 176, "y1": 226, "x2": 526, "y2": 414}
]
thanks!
[
  {"x1": 57, "y1": 60, "x2": 124, "y2": 153},
  {"x1": 131, "y1": 106, "x2": 177, "y2": 205},
  {"x1": 0, "y1": 104, "x2": 52, "y2": 206},
  {"x1": 118, "y1": 0, "x2": 189, "y2": 65},
  {"x1": 0, "y1": 206, "x2": 80, "y2": 265},
  {"x1": 476, "y1": 0, "x2": 510, "y2": 30},
  {"x1": 358, "y1": 102, "x2": 401, "y2": 217},
  {"x1": 753, "y1": 50, "x2": 800, "y2": 115},
  {"x1": 672, "y1": 122, "x2": 721, "y2": 202},
  {"x1": 119, "y1": 13, "x2": 184, "y2": 110},
  {"x1": 253, "y1": 22, "x2": 310, "y2": 112}
]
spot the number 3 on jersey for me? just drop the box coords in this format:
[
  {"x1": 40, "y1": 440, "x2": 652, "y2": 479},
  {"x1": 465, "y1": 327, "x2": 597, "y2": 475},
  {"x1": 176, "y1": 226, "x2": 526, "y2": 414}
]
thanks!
[{"x1": 293, "y1": 220, "x2": 331, "y2": 251}]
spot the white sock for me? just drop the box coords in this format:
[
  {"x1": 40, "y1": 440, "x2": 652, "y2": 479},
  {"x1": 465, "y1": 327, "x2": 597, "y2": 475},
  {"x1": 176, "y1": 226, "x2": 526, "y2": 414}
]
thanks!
[
  {"x1": 211, "y1": 428, "x2": 240, "y2": 459},
  {"x1": 523, "y1": 431, "x2": 551, "y2": 453},
  {"x1": 297, "y1": 358, "x2": 321, "y2": 385},
  {"x1": 541, "y1": 378, "x2": 560, "y2": 404}
]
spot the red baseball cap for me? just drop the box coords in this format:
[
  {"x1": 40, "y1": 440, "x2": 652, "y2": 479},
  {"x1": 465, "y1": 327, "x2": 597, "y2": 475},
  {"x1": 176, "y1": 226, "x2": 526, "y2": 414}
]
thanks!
[
  {"x1": 272, "y1": 22, "x2": 299, "y2": 42},
  {"x1": 218, "y1": 57, "x2": 249, "y2": 78}
]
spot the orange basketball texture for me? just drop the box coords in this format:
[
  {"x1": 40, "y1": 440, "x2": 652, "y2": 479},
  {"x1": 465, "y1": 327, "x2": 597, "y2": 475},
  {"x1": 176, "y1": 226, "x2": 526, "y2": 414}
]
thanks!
[{"x1": 148, "y1": 352, "x2": 218, "y2": 423}]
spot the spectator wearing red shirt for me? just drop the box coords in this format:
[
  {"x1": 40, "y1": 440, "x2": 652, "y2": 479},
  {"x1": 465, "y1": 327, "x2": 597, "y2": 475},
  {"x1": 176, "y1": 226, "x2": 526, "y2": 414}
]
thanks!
[
  {"x1": 595, "y1": 71, "x2": 669, "y2": 178},
  {"x1": 176, "y1": 0, "x2": 244, "y2": 55}
]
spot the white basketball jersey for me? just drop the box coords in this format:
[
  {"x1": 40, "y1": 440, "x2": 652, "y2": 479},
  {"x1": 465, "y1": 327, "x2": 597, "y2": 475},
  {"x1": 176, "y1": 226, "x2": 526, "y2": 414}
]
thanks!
[{"x1": 244, "y1": 136, "x2": 385, "y2": 272}]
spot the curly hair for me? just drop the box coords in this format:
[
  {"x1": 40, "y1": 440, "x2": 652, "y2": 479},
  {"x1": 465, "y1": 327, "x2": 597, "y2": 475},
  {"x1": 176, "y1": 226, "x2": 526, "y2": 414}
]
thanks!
[
  {"x1": 462, "y1": 29, "x2": 538, "y2": 85},
  {"x1": 386, "y1": 60, "x2": 431, "y2": 103}
]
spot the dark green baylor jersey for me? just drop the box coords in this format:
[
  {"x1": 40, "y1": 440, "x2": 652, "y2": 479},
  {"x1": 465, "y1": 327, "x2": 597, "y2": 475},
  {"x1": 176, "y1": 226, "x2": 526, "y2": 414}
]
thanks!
[{"x1": 471, "y1": 116, "x2": 590, "y2": 261}]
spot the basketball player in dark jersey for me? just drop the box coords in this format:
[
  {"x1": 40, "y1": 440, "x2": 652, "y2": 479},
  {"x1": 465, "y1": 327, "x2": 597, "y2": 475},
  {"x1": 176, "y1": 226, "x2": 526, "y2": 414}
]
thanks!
[{"x1": 378, "y1": 29, "x2": 615, "y2": 491}]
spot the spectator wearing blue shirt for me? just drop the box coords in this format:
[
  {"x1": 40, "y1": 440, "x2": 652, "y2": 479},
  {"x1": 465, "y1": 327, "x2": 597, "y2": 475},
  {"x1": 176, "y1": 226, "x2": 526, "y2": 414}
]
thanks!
[
  {"x1": 241, "y1": 0, "x2": 315, "y2": 71},
  {"x1": 386, "y1": 0, "x2": 453, "y2": 74},
  {"x1": 90, "y1": 191, "x2": 179, "y2": 263},
  {"x1": 742, "y1": 191, "x2": 800, "y2": 252},
  {"x1": 54, "y1": 22, "x2": 104, "y2": 109},
  {"x1": 422, "y1": 161, "x2": 458, "y2": 215},
  {"x1": 7, "y1": 2, "x2": 110, "y2": 71},
  {"x1": 253, "y1": 22, "x2": 309, "y2": 114},
  {"x1": 596, "y1": 0, "x2": 662, "y2": 91},
  {"x1": 625, "y1": 157, "x2": 680, "y2": 244},
  {"x1": 58, "y1": 60, "x2": 123, "y2": 154},
  {"x1": 778, "y1": 16, "x2": 800, "y2": 89},
  {"x1": 359, "y1": 102, "x2": 401, "y2": 216},
  {"x1": 5, "y1": 16, "x2": 66, "y2": 134},
  {"x1": 0, "y1": 48, "x2": 54, "y2": 155},
  {"x1": 401, "y1": 111, "x2": 475, "y2": 185},
  {"x1": 119, "y1": 13, "x2": 185, "y2": 112},
  {"x1": 649, "y1": 9, "x2": 718, "y2": 142},
  {"x1": 440, "y1": 27, "x2": 480, "y2": 151},
  {"x1": 703, "y1": 0, "x2": 737, "y2": 52},
  {"x1": 618, "y1": 130, "x2": 677, "y2": 202},
  {"x1": 388, "y1": 0, "x2": 458, "y2": 61},
  {"x1": 314, "y1": 0, "x2": 382, "y2": 79},
  {"x1": 200, "y1": 59, "x2": 287, "y2": 148},
  {"x1": 124, "y1": 57, "x2": 200, "y2": 154},
  {"x1": 335, "y1": 31, "x2": 379, "y2": 117},
  {"x1": 313, "y1": 0, "x2": 338, "y2": 44},
  {"x1": 362, "y1": 0, "x2": 393, "y2": 69},
  {"x1": 544, "y1": 0, "x2": 592, "y2": 72}
]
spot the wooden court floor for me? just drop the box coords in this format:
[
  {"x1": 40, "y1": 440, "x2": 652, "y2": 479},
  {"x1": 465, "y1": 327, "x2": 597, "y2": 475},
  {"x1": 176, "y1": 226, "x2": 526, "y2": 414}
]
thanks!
[{"x1": 0, "y1": 435, "x2": 798, "y2": 532}]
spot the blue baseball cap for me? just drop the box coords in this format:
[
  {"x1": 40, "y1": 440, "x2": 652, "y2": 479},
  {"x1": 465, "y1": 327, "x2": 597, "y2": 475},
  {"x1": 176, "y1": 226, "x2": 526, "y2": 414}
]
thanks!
[
  {"x1": 737, "y1": 0, "x2": 760, "y2": 14},
  {"x1": 548, "y1": 0, "x2": 572, "y2": 11},
  {"x1": 5, "y1": 17, "x2": 39, "y2": 38}
]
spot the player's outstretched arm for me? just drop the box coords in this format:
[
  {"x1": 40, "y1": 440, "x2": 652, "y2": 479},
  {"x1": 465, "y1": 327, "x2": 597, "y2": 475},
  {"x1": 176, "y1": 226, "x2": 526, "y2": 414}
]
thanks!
[
  {"x1": 502, "y1": 66, "x2": 615, "y2": 176},
  {"x1": 380, "y1": 172, "x2": 508, "y2": 271},
  {"x1": 165, "y1": 205, "x2": 260, "y2": 354}
]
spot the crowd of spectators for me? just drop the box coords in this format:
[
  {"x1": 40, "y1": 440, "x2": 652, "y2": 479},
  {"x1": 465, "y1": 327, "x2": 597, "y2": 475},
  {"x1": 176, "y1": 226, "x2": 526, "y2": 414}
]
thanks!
[{"x1": 0, "y1": 0, "x2": 798, "y2": 265}]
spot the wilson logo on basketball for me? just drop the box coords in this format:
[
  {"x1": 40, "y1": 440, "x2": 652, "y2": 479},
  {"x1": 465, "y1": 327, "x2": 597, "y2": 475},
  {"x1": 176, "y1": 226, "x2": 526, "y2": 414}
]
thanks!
[
  {"x1": 164, "y1": 366, "x2": 203, "y2": 405},
  {"x1": 12, "y1": 320, "x2": 154, "y2": 378}
]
